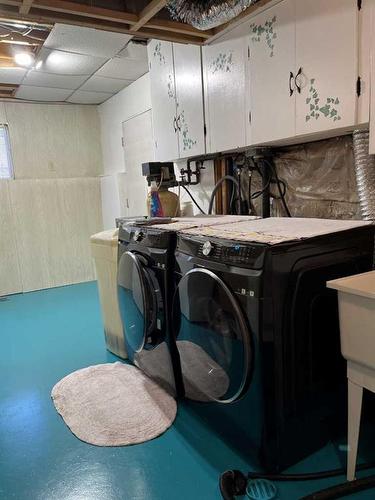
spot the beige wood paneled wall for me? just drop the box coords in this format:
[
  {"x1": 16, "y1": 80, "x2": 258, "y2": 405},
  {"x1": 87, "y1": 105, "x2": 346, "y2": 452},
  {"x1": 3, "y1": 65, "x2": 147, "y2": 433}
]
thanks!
[
  {"x1": 0, "y1": 103, "x2": 103, "y2": 296},
  {"x1": 0, "y1": 180, "x2": 22, "y2": 296},
  {"x1": 5, "y1": 103, "x2": 103, "y2": 179}
]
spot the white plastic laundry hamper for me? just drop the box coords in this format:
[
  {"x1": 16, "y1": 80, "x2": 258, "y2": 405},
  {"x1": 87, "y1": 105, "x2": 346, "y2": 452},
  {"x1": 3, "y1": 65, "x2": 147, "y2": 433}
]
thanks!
[{"x1": 91, "y1": 229, "x2": 127, "y2": 359}]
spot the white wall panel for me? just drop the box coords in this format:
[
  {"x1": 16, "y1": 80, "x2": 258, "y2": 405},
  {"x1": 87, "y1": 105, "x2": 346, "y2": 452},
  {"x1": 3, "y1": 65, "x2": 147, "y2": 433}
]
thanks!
[
  {"x1": 0, "y1": 180, "x2": 22, "y2": 296},
  {"x1": 5, "y1": 103, "x2": 103, "y2": 179},
  {"x1": 100, "y1": 174, "x2": 122, "y2": 230},
  {"x1": 9, "y1": 178, "x2": 102, "y2": 292},
  {"x1": 98, "y1": 73, "x2": 151, "y2": 176}
]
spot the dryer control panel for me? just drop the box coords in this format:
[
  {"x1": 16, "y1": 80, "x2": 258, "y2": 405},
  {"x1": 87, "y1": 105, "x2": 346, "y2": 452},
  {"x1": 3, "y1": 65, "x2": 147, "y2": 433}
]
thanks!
[{"x1": 179, "y1": 235, "x2": 267, "y2": 269}]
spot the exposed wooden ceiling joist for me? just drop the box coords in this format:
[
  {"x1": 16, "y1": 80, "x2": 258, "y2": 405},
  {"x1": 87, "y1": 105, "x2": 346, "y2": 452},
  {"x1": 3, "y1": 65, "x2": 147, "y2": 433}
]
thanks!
[
  {"x1": 131, "y1": 0, "x2": 167, "y2": 32},
  {"x1": 32, "y1": 0, "x2": 138, "y2": 25},
  {"x1": 19, "y1": 0, "x2": 33, "y2": 14},
  {"x1": 0, "y1": 0, "x2": 214, "y2": 44}
]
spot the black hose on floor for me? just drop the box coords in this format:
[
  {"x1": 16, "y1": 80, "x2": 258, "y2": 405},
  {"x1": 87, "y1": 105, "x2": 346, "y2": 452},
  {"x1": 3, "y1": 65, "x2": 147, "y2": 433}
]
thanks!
[{"x1": 300, "y1": 474, "x2": 375, "y2": 499}]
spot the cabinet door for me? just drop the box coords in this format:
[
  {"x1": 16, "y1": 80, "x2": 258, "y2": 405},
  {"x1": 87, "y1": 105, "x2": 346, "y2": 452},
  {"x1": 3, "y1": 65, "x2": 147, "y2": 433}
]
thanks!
[
  {"x1": 203, "y1": 37, "x2": 249, "y2": 153},
  {"x1": 173, "y1": 43, "x2": 205, "y2": 158},
  {"x1": 295, "y1": 0, "x2": 358, "y2": 135},
  {"x1": 147, "y1": 40, "x2": 179, "y2": 161},
  {"x1": 249, "y1": 0, "x2": 296, "y2": 144}
]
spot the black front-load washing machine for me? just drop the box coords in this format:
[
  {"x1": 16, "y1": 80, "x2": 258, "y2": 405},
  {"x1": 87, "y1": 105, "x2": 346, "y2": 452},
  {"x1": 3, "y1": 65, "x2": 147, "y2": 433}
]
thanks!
[
  {"x1": 117, "y1": 222, "x2": 183, "y2": 397},
  {"x1": 116, "y1": 216, "x2": 257, "y2": 397},
  {"x1": 172, "y1": 222, "x2": 375, "y2": 471}
]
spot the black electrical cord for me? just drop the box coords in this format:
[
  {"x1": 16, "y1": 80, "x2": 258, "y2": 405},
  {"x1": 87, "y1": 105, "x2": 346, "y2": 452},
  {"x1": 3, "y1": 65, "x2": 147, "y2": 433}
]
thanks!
[
  {"x1": 180, "y1": 184, "x2": 206, "y2": 215},
  {"x1": 219, "y1": 462, "x2": 375, "y2": 500},
  {"x1": 300, "y1": 474, "x2": 375, "y2": 500},
  {"x1": 263, "y1": 158, "x2": 292, "y2": 217},
  {"x1": 247, "y1": 461, "x2": 375, "y2": 482},
  {"x1": 208, "y1": 175, "x2": 240, "y2": 215}
]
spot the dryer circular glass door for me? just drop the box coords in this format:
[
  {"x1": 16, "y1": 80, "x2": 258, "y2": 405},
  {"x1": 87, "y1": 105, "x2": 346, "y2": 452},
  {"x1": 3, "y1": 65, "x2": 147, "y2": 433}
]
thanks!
[
  {"x1": 173, "y1": 268, "x2": 252, "y2": 403},
  {"x1": 118, "y1": 250, "x2": 162, "y2": 353}
]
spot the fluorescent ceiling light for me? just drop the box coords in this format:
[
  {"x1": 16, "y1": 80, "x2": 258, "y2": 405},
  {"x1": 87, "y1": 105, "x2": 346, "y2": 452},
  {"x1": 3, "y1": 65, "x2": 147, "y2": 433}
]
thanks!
[{"x1": 14, "y1": 51, "x2": 35, "y2": 67}]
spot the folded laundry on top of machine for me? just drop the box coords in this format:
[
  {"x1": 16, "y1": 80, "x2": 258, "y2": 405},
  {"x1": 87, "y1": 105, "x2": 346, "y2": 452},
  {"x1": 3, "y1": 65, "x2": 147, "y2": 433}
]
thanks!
[{"x1": 180, "y1": 217, "x2": 373, "y2": 245}]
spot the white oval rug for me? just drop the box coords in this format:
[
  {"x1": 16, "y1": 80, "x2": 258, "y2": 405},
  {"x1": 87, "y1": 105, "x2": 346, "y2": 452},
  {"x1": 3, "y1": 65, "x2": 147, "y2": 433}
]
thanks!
[{"x1": 51, "y1": 362, "x2": 177, "y2": 446}]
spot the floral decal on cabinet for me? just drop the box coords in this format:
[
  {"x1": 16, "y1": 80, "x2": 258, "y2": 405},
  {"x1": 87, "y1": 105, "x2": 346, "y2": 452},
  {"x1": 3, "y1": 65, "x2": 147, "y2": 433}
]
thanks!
[
  {"x1": 305, "y1": 79, "x2": 342, "y2": 122},
  {"x1": 250, "y1": 15, "x2": 277, "y2": 57},
  {"x1": 210, "y1": 52, "x2": 233, "y2": 73},
  {"x1": 179, "y1": 111, "x2": 197, "y2": 151},
  {"x1": 153, "y1": 41, "x2": 165, "y2": 64},
  {"x1": 167, "y1": 74, "x2": 174, "y2": 99}
]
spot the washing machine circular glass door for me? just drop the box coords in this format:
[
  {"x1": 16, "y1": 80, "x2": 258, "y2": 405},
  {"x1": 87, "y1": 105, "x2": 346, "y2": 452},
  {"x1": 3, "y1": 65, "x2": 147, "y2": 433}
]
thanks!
[
  {"x1": 118, "y1": 250, "x2": 163, "y2": 353},
  {"x1": 173, "y1": 268, "x2": 252, "y2": 403}
]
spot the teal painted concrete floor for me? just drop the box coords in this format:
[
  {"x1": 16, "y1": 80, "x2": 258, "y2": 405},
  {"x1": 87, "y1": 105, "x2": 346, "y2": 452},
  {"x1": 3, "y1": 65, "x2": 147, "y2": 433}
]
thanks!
[{"x1": 1, "y1": 282, "x2": 375, "y2": 500}]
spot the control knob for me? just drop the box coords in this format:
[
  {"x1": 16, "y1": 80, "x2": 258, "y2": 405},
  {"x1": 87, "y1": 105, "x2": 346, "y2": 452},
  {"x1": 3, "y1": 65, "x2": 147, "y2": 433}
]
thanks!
[
  {"x1": 202, "y1": 240, "x2": 214, "y2": 256},
  {"x1": 134, "y1": 230, "x2": 144, "y2": 242}
]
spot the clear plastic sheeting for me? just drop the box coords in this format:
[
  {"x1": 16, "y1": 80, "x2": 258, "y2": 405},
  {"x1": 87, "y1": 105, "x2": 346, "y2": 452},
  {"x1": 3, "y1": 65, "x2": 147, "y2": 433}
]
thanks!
[{"x1": 270, "y1": 135, "x2": 361, "y2": 219}]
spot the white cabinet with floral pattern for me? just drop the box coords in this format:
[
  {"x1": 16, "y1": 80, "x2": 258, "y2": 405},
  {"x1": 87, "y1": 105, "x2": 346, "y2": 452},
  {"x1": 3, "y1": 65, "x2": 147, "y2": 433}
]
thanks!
[
  {"x1": 248, "y1": 0, "x2": 360, "y2": 145},
  {"x1": 148, "y1": 40, "x2": 205, "y2": 161},
  {"x1": 248, "y1": 0, "x2": 296, "y2": 144},
  {"x1": 295, "y1": 0, "x2": 358, "y2": 136},
  {"x1": 203, "y1": 37, "x2": 250, "y2": 153}
]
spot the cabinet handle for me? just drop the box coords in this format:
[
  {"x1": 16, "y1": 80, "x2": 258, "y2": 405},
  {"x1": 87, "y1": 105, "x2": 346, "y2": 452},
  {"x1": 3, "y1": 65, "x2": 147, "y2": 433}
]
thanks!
[
  {"x1": 173, "y1": 116, "x2": 178, "y2": 133},
  {"x1": 295, "y1": 67, "x2": 302, "y2": 94},
  {"x1": 176, "y1": 114, "x2": 181, "y2": 131},
  {"x1": 289, "y1": 71, "x2": 294, "y2": 97}
]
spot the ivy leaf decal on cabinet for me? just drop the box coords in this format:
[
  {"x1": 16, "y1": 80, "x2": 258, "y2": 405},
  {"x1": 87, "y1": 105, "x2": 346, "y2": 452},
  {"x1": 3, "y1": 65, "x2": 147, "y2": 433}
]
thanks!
[
  {"x1": 250, "y1": 15, "x2": 277, "y2": 57},
  {"x1": 179, "y1": 111, "x2": 197, "y2": 151},
  {"x1": 305, "y1": 78, "x2": 341, "y2": 122},
  {"x1": 153, "y1": 41, "x2": 165, "y2": 65},
  {"x1": 210, "y1": 52, "x2": 233, "y2": 74},
  {"x1": 167, "y1": 74, "x2": 174, "y2": 99}
]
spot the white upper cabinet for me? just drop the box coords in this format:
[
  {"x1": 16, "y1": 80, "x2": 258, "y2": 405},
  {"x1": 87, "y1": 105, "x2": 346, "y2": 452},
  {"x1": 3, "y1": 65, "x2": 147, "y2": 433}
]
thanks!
[
  {"x1": 203, "y1": 37, "x2": 250, "y2": 153},
  {"x1": 295, "y1": 0, "x2": 358, "y2": 136},
  {"x1": 148, "y1": 40, "x2": 179, "y2": 161},
  {"x1": 249, "y1": 0, "x2": 296, "y2": 144},
  {"x1": 148, "y1": 40, "x2": 205, "y2": 161},
  {"x1": 174, "y1": 44, "x2": 206, "y2": 158}
]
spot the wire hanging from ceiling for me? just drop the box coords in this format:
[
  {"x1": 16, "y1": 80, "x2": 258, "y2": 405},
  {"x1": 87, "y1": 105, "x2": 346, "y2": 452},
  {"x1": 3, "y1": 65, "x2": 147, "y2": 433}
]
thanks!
[{"x1": 166, "y1": 0, "x2": 260, "y2": 30}]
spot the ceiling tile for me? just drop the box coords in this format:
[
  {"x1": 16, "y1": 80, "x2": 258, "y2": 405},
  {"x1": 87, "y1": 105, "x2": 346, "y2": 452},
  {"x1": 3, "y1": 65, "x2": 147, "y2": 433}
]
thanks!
[
  {"x1": 36, "y1": 48, "x2": 106, "y2": 76},
  {"x1": 96, "y1": 57, "x2": 148, "y2": 81},
  {"x1": 79, "y1": 75, "x2": 132, "y2": 93},
  {"x1": 118, "y1": 41, "x2": 147, "y2": 60},
  {"x1": 44, "y1": 24, "x2": 132, "y2": 58},
  {"x1": 15, "y1": 85, "x2": 72, "y2": 102},
  {"x1": 67, "y1": 90, "x2": 113, "y2": 104},
  {"x1": 22, "y1": 71, "x2": 87, "y2": 90},
  {"x1": 0, "y1": 67, "x2": 27, "y2": 84}
]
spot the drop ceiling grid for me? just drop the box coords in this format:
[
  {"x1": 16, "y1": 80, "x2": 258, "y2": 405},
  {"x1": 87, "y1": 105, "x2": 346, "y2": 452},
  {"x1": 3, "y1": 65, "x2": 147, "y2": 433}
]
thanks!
[{"x1": 14, "y1": 24, "x2": 148, "y2": 104}]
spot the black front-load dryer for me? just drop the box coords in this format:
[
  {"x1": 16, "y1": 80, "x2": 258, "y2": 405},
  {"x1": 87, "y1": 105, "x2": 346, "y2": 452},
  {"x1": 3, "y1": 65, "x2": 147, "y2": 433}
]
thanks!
[
  {"x1": 117, "y1": 223, "x2": 183, "y2": 397},
  {"x1": 172, "y1": 223, "x2": 375, "y2": 471}
]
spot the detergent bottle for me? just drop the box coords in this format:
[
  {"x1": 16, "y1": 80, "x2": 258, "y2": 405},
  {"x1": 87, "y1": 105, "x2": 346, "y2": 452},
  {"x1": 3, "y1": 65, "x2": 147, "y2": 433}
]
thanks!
[{"x1": 149, "y1": 180, "x2": 164, "y2": 217}]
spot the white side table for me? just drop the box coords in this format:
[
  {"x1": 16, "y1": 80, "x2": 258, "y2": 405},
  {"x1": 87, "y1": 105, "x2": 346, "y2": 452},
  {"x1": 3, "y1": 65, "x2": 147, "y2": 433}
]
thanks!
[{"x1": 327, "y1": 271, "x2": 375, "y2": 481}]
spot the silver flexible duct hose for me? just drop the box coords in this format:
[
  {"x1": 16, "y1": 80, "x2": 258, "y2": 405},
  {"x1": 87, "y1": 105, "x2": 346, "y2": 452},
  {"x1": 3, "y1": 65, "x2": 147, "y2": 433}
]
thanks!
[
  {"x1": 353, "y1": 130, "x2": 375, "y2": 267},
  {"x1": 352, "y1": 130, "x2": 375, "y2": 221}
]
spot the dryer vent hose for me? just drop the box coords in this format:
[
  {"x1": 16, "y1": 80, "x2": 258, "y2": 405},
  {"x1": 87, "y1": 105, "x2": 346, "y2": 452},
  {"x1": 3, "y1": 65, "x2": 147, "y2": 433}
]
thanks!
[
  {"x1": 353, "y1": 130, "x2": 375, "y2": 221},
  {"x1": 352, "y1": 130, "x2": 375, "y2": 267}
]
